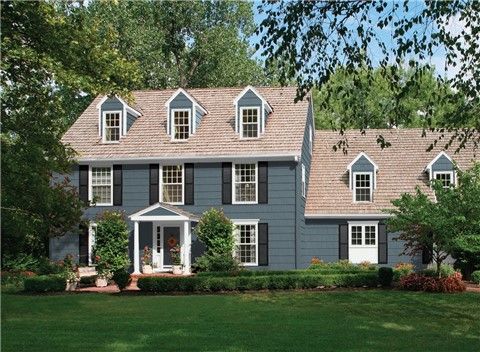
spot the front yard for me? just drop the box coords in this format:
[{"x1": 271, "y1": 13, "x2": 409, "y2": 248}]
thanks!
[{"x1": 2, "y1": 290, "x2": 479, "y2": 352}]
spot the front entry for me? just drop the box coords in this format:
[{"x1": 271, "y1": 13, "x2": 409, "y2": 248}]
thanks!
[
  {"x1": 152, "y1": 223, "x2": 181, "y2": 271},
  {"x1": 163, "y1": 227, "x2": 180, "y2": 266}
]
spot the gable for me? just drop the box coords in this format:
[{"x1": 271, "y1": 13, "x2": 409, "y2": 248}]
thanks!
[
  {"x1": 142, "y1": 207, "x2": 179, "y2": 217},
  {"x1": 431, "y1": 154, "x2": 454, "y2": 172}
]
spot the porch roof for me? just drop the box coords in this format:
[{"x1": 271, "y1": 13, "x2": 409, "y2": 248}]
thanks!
[{"x1": 129, "y1": 202, "x2": 200, "y2": 222}]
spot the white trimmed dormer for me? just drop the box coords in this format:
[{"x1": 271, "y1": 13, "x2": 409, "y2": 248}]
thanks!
[
  {"x1": 96, "y1": 95, "x2": 141, "y2": 143},
  {"x1": 347, "y1": 152, "x2": 378, "y2": 203},
  {"x1": 165, "y1": 88, "x2": 207, "y2": 141},
  {"x1": 234, "y1": 86, "x2": 273, "y2": 139},
  {"x1": 425, "y1": 151, "x2": 456, "y2": 187}
]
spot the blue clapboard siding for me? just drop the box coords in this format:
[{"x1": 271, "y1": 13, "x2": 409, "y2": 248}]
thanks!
[
  {"x1": 236, "y1": 89, "x2": 263, "y2": 133},
  {"x1": 126, "y1": 112, "x2": 136, "y2": 131}
]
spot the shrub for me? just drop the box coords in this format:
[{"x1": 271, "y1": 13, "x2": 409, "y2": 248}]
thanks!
[
  {"x1": 112, "y1": 269, "x2": 131, "y2": 290},
  {"x1": 378, "y1": 267, "x2": 394, "y2": 287},
  {"x1": 24, "y1": 275, "x2": 66, "y2": 293},
  {"x1": 310, "y1": 257, "x2": 324, "y2": 265},
  {"x1": 194, "y1": 253, "x2": 240, "y2": 272},
  {"x1": 471, "y1": 270, "x2": 480, "y2": 285},
  {"x1": 421, "y1": 264, "x2": 456, "y2": 278},
  {"x1": 399, "y1": 273, "x2": 466, "y2": 293},
  {"x1": 393, "y1": 262, "x2": 414, "y2": 281},
  {"x1": 2, "y1": 254, "x2": 41, "y2": 272},
  {"x1": 308, "y1": 261, "x2": 376, "y2": 273}
]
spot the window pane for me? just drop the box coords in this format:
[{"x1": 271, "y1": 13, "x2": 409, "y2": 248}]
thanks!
[
  {"x1": 365, "y1": 226, "x2": 376, "y2": 245},
  {"x1": 173, "y1": 110, "x2": 190, "y2": 140},
  {"x1": 351, "y1": 226, "x2": 362, "y2": 245},
  {"x1": 242, "y1": 108, "x2": 259, "y2": 138},
  {"x1": 435, "y1": 173, "x2": 452, "y2": 188},
  {"x1": 235, "y1": 224, "x2": 257, "y2": 264},
  {"x1": 92, "y1": 186, "x2": 111, "y2": 204},
  {"x1": 91, "y1": 167, "x2": 112, "y2": 204},
  {"x1": 104, "y1": 113, "x2": 120, "y2": 141},
  {"x1": 355, "y1": 173, "x2": 372, "y2": 202},
  {"x1": 234, "y1": 164, "x2": 256, "y2": 202},
  {"x1": 162, "y1": 165, "x2": 183, "y2": 203}
]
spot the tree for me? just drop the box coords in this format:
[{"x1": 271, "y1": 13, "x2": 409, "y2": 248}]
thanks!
[
  {"x1": 1, "y1": 1, "x2": 140, "y2": 258},
  {"x1": 258, "y1": 1, "x2": 480, "y2": 149},
  {"x1": 387, "y1": 163, "x2": 480, "y2": 277}
]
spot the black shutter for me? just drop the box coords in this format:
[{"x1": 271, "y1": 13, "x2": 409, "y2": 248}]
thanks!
[
  {"x1": 79, "y1": 165, "x2": 89, "y2": 204},
  {"x1": 222, "y1": 162, "x2": 232, "y2": 204},
  {"x1": 378, "y1": 223, "x2": 388, "y2": 264},
  {"x1": 149, "y1": 164, "x2": 159, "y2": 205},
  {"x1": 79, "y1": 225, "x2": 89, "y2": 265},
  {"x1": 258, "y1": 223, "x2": 269, "y2": 266},
  {"x1": 422, "y1": 246, "x2": 432, "y2": 264},
  {"x1": 339, "y1": 224, "x2": 349, "y2": 260},
  {"x1": 184, "y1": 163, "x2": 194, "y2": 205},
  {"x1": 258, "y1": 161, "x2": 268, "y2": 204},
  {"x1": 113, "y1": 165, "x2": 122, "y2": 206}
]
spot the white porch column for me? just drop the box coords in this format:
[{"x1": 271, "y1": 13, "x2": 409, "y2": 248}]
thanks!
[
  {"x1": 182, "y1": 220, "x2": 192, "y2": 275},
  {"x1": 133, "y1": 221, "x2": 141, "y2": 274}
]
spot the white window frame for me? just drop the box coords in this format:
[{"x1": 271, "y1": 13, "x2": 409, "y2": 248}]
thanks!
[
  {"x1": 102, "y1": 110, "x2": 122, "y2": 143},
  {"x1": 348, "y1": 221, "x2": 378, "y2": 248},
  {"x1": 232, "y1": 220, "x2": 259, "y2": 266},
  {"x1": 89, "y1": 165, "x2": 113, "y2": 206},
  {"x1": 309, "y1": 125, "x2": 313, "y2": 155},
  {"x1": 433, "y1": 171, "x2": 455, "y2": 188},
  {"x1": 232, "y1": 162, "x2": 258, "y2": 204},
  {"x1": 352, "y1": 172, "x2": 373, "y2": 203},
  {"x1": 301, "y1": 163, "x2": 306, "y2": 198},
  {"x1": 160, "y1": 164, "x2": 184, "y2": 205},
  {"x1": 171, "y1": 108, "x2": 191, "y2": 141},
  {"x1": 239, "y1": 106, "x2": 260, "y2": 139},
  {"x1": 88, "y1": 223, "x2": 97, "y2": 266}
]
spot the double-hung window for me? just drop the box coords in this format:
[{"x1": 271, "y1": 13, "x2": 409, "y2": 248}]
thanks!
[
  {"x1": 162, "y1": 165, "x2": 183, "y2": 204},
  {"x1": 233, "y1": 163, "x2": 257, "y2": 204},
  {"x1": 353, "y1": 172, "x2": 372, "y2": 202},
  {"x1": 90, "y1": 167, "x2": 113, "y2": 206},
  {"x1": 240, "y1": 107, "x2": 259, "y2": 138},
  {"x1": 234, "y1": 222, "x2": 258, "y2": 266},
  {"x1": 433, "y1": 171, "x2": 454, "y2": 188},
  {"x1": 172, "y1": 109, "x2": 190, "y2": 140},
  {"x1": 103, "y1": 111, "x2": 121, "y2": 142}
]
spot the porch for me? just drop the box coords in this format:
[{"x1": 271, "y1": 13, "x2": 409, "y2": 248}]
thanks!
[{"x1": 129, "y1": 203, "x2": 200, "y2": 275}]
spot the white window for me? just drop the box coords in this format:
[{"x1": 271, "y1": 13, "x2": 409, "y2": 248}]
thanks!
[
  {"x1": 103, "y1": 111, "x2": 121, "y2": 142},
  {"x1": 301, "y1": 164, "x2": 306, "y2": 197},
  {"x1": 162, "y1": 165, "x2": 183, "y2": 204},
  {"x1": 90, "y1": 166, "x2": 112, "y2": 206},
  {"x1": 233, "y1": 163, "x2": 257, "y2": 204},
  {"x1": 240, "y1": 107, "x2": 260, "y2": 138},
  {"x1": 234, "y1": 222, "x2": 258, "y2": 266},
  {"x1": 433, "y1": 171, "x2": 454, "y2": 188},
  {"x1": 353, "y1": 172, "x2": 373, "y2": 202},
  {"x1": 309, "y1": 125, "x2": 313, "y2": 155},
  {"x1": 348, "y1": 221, "x2": 378, "y2": 263},
  {"x1": 172, "y1": 109, "x2": 190, "y2": 140}
]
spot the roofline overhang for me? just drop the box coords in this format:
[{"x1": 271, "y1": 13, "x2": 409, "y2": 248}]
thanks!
[
  {"x1": 76, "y1": 153, "x2": 300, "y2": 164},
  {"x1": 305, "y1": 213, "x2": 392, "y2": 219}
]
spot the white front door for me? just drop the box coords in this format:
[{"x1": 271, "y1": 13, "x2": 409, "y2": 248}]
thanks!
[{"x1": 152, "y1": 222, "x2": 184, "y2": 271}]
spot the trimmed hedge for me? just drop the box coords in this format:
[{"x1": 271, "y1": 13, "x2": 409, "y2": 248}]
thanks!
[
  {"x1": 472, "y1": 270, "x2": 480, "y2": 285},
  {"x1": 138, "y1": 272, "x2": 378, "y2": 293},
  {"x1": 197, "y1": 267, "x2": 377, "y2": 278},
  {"x1": 24, "y1": 275, "x2": 66, "y2": 293}
]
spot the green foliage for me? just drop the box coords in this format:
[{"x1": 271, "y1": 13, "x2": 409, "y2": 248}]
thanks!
[
  {"x1": 112, "y1": 269, "x2": 131, "y2": 291},
  {"x1": 393, "y1": 263, "x2": 415, "y2": 282},
  {"x1": 194, "y1": 253, "x2": 240, "y2": 273},
  {"x1": 23, "y1": 275, "x2": 66, "y2": 293},
  {"x1": 2, "y1": 254, "x2": 41, "y2": 272},
  {"x1": 137, "y1": 272, "x2": 379, "y2": 293},
  {"x1": 378, "y1": 267, "x2": 394, "y2": 287},
  {"x1": 471, "y1": 271, "x2": 480, "y2": 285},
  {"x1": 308, "y1": 260, "x2": 376, "y2": 272},
  {"x1": 93, "y1": 211, "x2": 130, "y2": 276},
  {"x1": 79, "y1": 275, "x2": 97, "y2": 287},
  {"x1": 421, "y1": 264, "x2": 456, "y2": 278}
]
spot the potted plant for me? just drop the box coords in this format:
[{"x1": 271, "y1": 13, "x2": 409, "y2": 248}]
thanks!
[
  {"x1": 142, "y1": 246, "x2": 153, "y2": 274},
  {"x1": 94, "y1": 255, "x2": 109, "y2": 287},
  {"x1": 63, "y1": 255, "x2": 78, "y2": 291},
  {"x1": 170, "y1": 245, "x2": 182, "y2": 275}
]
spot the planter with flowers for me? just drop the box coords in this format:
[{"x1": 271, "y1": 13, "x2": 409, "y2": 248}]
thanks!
[
  {"x1": 170, "y1": 245, "x2": 182, "y2": 275},
  {"x1": 63, "y1": 254, "x2": 79, "y2": 291},
  {"x1": 142, "y1": 246, "x2": 153, "y2": 274},
  {"x1": 94, "y1": 255, "x2": 110, "y2": 287}
]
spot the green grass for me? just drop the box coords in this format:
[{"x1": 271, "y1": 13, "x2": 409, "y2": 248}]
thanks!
[{"x1": 2, "y1": 290, "x2": 479, "y2": 352}]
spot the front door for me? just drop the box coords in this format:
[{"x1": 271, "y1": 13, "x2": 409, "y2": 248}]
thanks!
[{"x1": 163, "y1": 227, "x2": 180, "y2": 266}]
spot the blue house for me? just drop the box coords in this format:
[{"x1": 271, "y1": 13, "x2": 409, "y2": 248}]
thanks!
[{"x1": 52, "y1": 86, "x2": 477, "y2": 273}]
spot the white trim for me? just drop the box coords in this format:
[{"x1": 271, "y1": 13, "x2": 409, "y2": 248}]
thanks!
[
  {"x1": 77, "y1": 153, "x2": 300, "y2": 164},
  {"x1": 170, "y1": 108, "x2": 191, "y2": 141},
  {"x1": 305, "y1": 213, "x2": 391, "y2": 219},
  {"x1": 348, "y1": 221, "x2": 378, "y2": 248},
  {"x1": 128, "y1": 202, "x2": 190, "y2": 219},
  {"x1": 301, "y1": 163, "x2": 306, "y2": 198},
  {"x1": 433, "y1": 170, "x2": 456, "y2": 187},
  {"x1": 239, "y1": 106, "x2": 261, "y2": 139},
  {"x1": 309, "y1": 125, "x2": 313, "y2": 155},
  {"x1": 348, "y1": 221, "x2": 379, "y2": 264},
  {"x1": 160, "y1": 164, "x2": 184, "y2": 205},
  {"x1": 347, "y1": 152, "x2": 379, "y2": 172},
  {"x1": 233, "y1": 86, "x2": 273, "y2": 112},
  {"x1": 88, "y1": 165, "x2": 113, "y2": 206},
  {"x1": 96, "y1": 95, "x2": 141, "y2": 137},
  {"x1": 101, "y1": 110, "x2": 122, "y2": 143},
  {"x1": 164, "y1": 88, "x2": 208, "y2": 115},
  {"x1": 232, "y1": 219, "x2": 259, "y2": 266},
  {"x1": 352, "y1": 171, "x2": 373, "y2": 203},
  {"x1": 96, "y1": 95, "x2": 142, "y2": 116},
  {"x1": 232, "y1": 162, "x2": 258, "y2": 204},
  {"x1": 133, "y1": 221, "x2": 140, "y2": 274},
  {"x1": 131, "y1": 215, "x2": 189, "y2": 222},
  {"x1": 88, "y1": 222, "x2": 97, "y2": 266},
  {"x1": 425, "y1": 151, "x2": 454, "y2": 178}
]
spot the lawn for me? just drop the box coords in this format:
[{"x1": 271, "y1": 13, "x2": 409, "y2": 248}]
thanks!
[{"x1": 2, "y1": 290, "x2": 479, "y2": 352}]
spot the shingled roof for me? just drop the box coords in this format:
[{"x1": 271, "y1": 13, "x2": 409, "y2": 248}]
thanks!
[
  {"x1": 62, "y1": 87, "x2": 310, "y2": 161},
  {"x1": 306, "y1": 129, "x2": 478, "y2": 217}
]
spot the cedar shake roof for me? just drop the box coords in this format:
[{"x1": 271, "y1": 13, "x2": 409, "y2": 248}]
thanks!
[
  {"x1": 306, "y1": 129, "x2": 478, "y2": 216},
  {"x1": 62, "y1": 87, "x2": 309, "y2": 160}
]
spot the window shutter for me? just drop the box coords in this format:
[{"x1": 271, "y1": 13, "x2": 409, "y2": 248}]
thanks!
[
  {"x1": 258, "y1": 161, "x2": 268, "y2": 204},
  {"x1": 222, "y1": 162, "x2": 232, "y2": 204},
  {"x1": 78, "y1": 165, "x2": 89, "y2": 204},
  {"x1": 258, "y1": 223, "x2": 268, "y2": 266},
  {"x1": 79, "y1": 225, "x2": 89, "y2": 265},
  {"x1": 422, "y1": 246, "x2": 432, "y2": 264},
  {"x1": 149, "y1": 164, "x2": 159, "y2": 205},
  {"x1": 339, "y1": 224, "x2": 349, "y2": 260},
  {"x1": 378, "y1": 223, "x2": 388, "y2": 264},
  {"x1": 184, "y1": 163, "x2": 194, "y2": 205},
  {"x1": 113, "y1": 165, "x2": 122, "y2": 206}
]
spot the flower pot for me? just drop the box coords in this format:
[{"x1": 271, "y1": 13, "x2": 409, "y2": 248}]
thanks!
[
  {"x1": 142, "y1": 265, "x2": 153, "y2": 274},
  {"x1": 65, "y1": 281, "x2": 77, "y2": 291},
  {"x1": 95, "y1": 276, "x2": 108, "y2": 287},
  {"x1": 172, "y1": 265, "x2": 182, "y2": 275}
]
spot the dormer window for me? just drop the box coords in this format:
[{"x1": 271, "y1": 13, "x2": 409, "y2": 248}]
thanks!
[
  {"x1": 425, "y1": 152, "x2": 456, "y2": 187},
  {"x1": 172, "y1": 109, "x2": 191, "y2": 140},
  {"x1": 103, "y1": 111, "x2": 121, "y2": 142},
  {"x1": 353, "y1": 172, "x2": 372, "y2": 202},
  {"x1": 240, "y1": 107, "x2": 259, "y2": 138},
  {"x1": 433, "y1": 171, "x2": 454, "y2": 188},
  {"x1": 348, "y1": 152, "x2": 378, "y2": 203}
]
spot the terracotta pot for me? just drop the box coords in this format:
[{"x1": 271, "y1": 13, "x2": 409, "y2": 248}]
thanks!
[
  {"x1": 142, "y1": 265, "x2": 153, "y2": 274},
  {"x1": 95, "y1": 276, "x2": 108, "y2": 287},
  {"x1": 172, "y1": 265, "x2": 182, "y2": 275}
]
